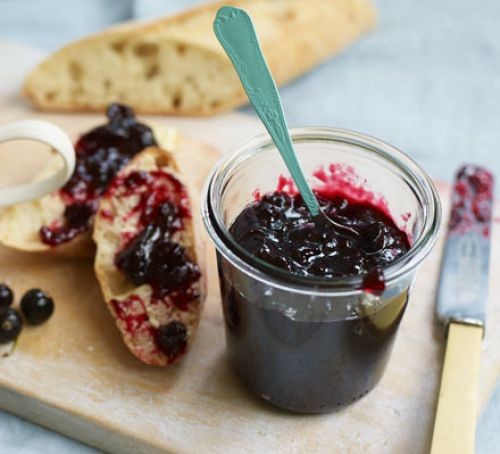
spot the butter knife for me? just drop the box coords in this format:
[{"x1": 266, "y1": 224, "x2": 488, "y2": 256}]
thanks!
[{"x1": 430, "y1": 165, "x2": 494, "y2": 454}]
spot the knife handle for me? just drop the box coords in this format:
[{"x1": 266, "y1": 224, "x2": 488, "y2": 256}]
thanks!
[{"x1": 430, "y1": 322, "x2": 483, "y2": 454}]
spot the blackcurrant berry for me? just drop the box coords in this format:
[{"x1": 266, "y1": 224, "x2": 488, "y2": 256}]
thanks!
[
  {"x1": 156, "y1": 321, "x2": 187, "y2": 358},
  {"x1": 20, "y1": 289, "x2": 55, "y2": 325},
  {"x1": 0, "y1": 284, "x2": 13, "y2": 309},
  {"x1": 0, "y1": 308, "x2": 23, "y2": 343}
]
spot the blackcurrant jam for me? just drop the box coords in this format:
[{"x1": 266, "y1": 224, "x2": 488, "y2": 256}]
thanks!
[
  {"x1": 40, "y1": 103, "x2": 157, "y2": 246},
  {"x1": 449, "y1": 164, "x2": 494, "y2": 235},
  {"x1": 229, "y1": 190, "x2": 410, "y2": 283},
  {"x1": 219, "y1": 180, "x2": 411, "y2": 412},
  {"x1": 112, "y1": 171, "x2": 201, "y2": 309},
  {"x1": 203, "y1": 130, "x2": 441, "y2": 414},
  {"x1": 218, "y1": 263, "x2": 408, "y2": 412}
]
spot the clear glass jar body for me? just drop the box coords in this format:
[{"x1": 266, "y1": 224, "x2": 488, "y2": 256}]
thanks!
[{"x1": 202, "y1": 128, "x2": 440, "y2": 413}]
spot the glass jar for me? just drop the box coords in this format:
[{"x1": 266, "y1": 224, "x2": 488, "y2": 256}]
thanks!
[{"x1": 202, "y1": 127, "x2": 441, "y2": 413}]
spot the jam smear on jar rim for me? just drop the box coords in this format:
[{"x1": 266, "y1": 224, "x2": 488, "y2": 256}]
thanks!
[
  {"x1": 230, "y1": 169, "x2": 411, "y2": 294},
  {"x1": 40, "y1": 103, "x2": 157, "y2": 246}
]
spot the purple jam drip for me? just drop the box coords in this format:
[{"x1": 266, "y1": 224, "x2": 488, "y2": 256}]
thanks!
[
  {"x1": 229, "y1": 191, "x2": 410, "y2": 287},
  {"x1": 40, "y1": 103, "x2": 157, "y2": 246}
]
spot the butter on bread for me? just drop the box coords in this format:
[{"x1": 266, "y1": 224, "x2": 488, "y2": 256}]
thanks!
[
  {"x1": 93, "y1": 147, "x2": 204, "y2": 366},
  {"x1": 23, "y1": 0, "x2": 376, "y2": 116},
  {"x1": 0, "y1": 123, "x2": 178, "y2": 258}
]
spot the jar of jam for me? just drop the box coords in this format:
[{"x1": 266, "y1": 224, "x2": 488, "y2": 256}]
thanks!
[{"x1": 202, "y1": 127, "x2": 441, "y2": 413}]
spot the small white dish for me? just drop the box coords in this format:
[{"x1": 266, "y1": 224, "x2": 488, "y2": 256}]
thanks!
[{"x1": 0, "y1": 119, "x2": 75, "y2": 206}]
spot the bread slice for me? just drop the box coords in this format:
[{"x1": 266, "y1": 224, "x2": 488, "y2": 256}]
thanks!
[
  {"x1": 0, "y1": 155, "x2": 94, "y2": 257},
  {"x1": 0, "y1": 121, "x2": 178, "y2": 258},
  {"x1": 23, "y1": 0, "x2": 376, "y2": 116},
  {"x1": 93, "y1": 147, "x2": 204, "y2": 366}
]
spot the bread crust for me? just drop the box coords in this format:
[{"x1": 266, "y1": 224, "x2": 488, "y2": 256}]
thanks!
[
  {"x1": 93, "y1": 147, "x2": 205, "y2": 366},
  {"x1": 23, "y1": 0, "x2": 376, "y2": 116}
]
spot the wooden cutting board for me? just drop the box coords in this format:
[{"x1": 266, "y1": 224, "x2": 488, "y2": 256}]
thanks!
[
  {"x1": 0, "y1": 114, "x2": 499, "y2": 454},
  {"x1": 0, "y1": 43, "x2": 499, "y2": 453}
]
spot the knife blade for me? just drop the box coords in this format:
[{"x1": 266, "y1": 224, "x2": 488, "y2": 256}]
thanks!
[
  {"x1": 476, "y1": 378, "x2": 500, "y2": 454},
  {"x1": 431, "y1": 164, "x2": 494, "y2": 454},
  {"x1": 435, "y1": 168, "x2": 493, "y2": 327}
]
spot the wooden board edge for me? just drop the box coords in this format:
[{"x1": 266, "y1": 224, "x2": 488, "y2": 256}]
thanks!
[{"x1": 0, "y1": 386, "x2": 174, "y2": 454}]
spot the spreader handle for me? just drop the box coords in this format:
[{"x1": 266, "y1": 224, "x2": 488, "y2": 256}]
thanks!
[{"x1": 430, "y1": 322, "x2": 483, "y2": 454}]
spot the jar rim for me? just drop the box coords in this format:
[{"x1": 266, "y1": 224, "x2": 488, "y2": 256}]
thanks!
[{"x1": 201, "y1": 126, "x2": 441, "y2": 297}]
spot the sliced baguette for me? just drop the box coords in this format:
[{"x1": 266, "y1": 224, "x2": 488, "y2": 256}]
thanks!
[
  {"x1": 0, "y1": 122, "x2": 178, "y2": 258},
  {"x1": 0, "y1": 153, "x2": 93, "y2": 258},
  {"x1": 93, "y1": 147, "x2": 204, "y2": 366},
  {"x1": 23, "y1": 0, "x2": 376, "y2": 116}
]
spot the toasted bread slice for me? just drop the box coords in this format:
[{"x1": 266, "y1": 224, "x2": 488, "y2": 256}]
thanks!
[
  {"x1": 93, "y1": 147, "x2": 204, "y2": 366},
  {"x1": 0, "y1": 115, "x2": 178, "y2": 258},
  {"x1": 23, "y1": 0, "x2": 376, "y2": 116}
]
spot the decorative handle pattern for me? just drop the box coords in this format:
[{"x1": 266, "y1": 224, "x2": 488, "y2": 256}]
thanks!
[
  {"x1": 214, "y1": 6, "x2": 320, "y2": 215},
  {"x1": 0, "y1": 120, "x2": 75, "y2": 207}
]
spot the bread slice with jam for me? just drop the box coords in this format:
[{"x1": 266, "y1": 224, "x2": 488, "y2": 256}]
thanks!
[
  {"x1": 93, "y1": 147, "x2": 204, "y2": 366},
  {"x1": 0, "y1": 104, "x2": 177, "y2": 258}
]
